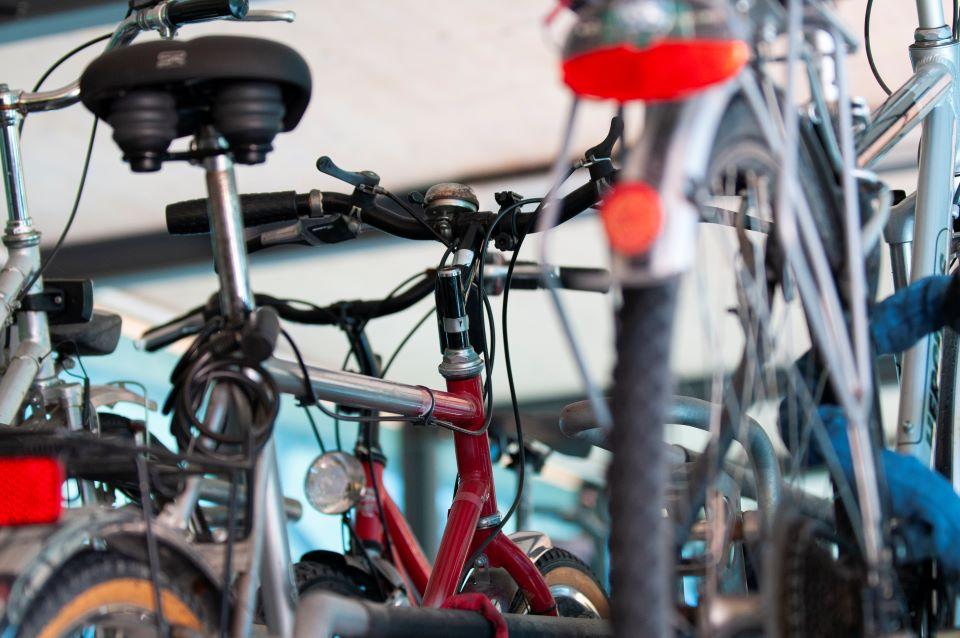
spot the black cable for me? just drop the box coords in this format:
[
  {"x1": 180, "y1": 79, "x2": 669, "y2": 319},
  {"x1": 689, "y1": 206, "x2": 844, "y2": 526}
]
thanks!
[
  {"x1": 167, "y1": 322, "x2": 279, "y2": 461},
  {"x1": 17, "y1": 117, "x2": 98, "y2": 304},
  {"x1": 864, "y1": 0, "x2": 892, "y2": 95},
  {"x1": 379, "y1": 307, "x2": 435, "y2": 378},
  {"x1": 480, "y1": 286, "x2": 496, "y2": 401},
  {"x1": 954, "y1": 0, "x2": 959, "y2": 41},
  {"x1": 457, "y1": 212, "x2": 529, "y2": 592},
  {"x1": 19, "y1": 32, "x2": 111, "y2": 135},
  {"x1": 343, "y1": 514, "x2": 387, "y2": 600},
  {"x1": 379, "y1": 188, "x2": 452, "y2": 248},
  {"x1": 135, "y1": 454, "x2": 170, "y2": 638},
  {"x1": 365, "y1": 459, "x2": 395, "y2": 568},
  {"x1": 302, "y1": 405, "x2": 327, "y2": 454}
]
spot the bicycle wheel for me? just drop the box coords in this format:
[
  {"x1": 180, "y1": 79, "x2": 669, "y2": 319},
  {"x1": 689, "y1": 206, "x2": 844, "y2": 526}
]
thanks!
[
  {"x1": 16, "y1": 551, "x2": 218, "y2": 638},
  {"x1": 609, "y1": 94, "x2": 849, "y2": 637},
  {"x1": 509, "y1": 548, "x2": 609, "y2": 618}
]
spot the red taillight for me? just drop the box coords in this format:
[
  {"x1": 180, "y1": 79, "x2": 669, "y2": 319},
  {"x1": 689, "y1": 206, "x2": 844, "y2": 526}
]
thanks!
[
  {"x1": 562, "y1": 39, "x2": 749, "y2": 102},
  {"x1": 601, "y1": 182, "x2": 663, "y2": 255},
  {"x1": 0, "y1": 457, "x2": 63, "y2": 526}
]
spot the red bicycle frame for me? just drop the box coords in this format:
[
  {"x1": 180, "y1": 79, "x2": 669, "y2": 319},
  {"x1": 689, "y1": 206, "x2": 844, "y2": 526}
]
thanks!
[{"x1": 352, "y1": 374, "x2": 557, "y2": 614}]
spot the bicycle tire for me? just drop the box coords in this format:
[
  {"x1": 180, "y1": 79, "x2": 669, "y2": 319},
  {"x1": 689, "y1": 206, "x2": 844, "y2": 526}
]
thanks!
[
  {"x1": 609, "y1": 93, "x2": 847, "y2": 638},
  {"x1": 609, "y1": 280, "x2": 679, "y2": 638},
  {"x1": 508, "y1": 547, "x2": 609, "y2": 618},
  {"x1": 16, "y1": 550, "x2": 218, "y2": 637},
  {"x1": 294, "y1": 559, "x2": 384, "y2": 601}
]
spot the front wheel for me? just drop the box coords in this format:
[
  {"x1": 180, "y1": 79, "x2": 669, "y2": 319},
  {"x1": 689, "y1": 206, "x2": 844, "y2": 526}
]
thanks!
[
  {"x1": 16, "y1": 551, "x2": 218, "y2": 638},
  {"x1": 510, "y1": 548, "x2": 609, "y2": 618}
]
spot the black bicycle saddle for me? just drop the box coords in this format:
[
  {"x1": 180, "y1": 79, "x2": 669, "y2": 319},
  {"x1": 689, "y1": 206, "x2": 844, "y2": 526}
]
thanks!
[{"x1": 80, "y1": 36, "x2": 311, "y2": 171}]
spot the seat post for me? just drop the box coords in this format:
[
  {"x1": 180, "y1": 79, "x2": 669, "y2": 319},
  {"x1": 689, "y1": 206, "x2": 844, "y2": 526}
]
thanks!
[{"x1": 198, "y1": 128, "x2": 254, "y2": 324}]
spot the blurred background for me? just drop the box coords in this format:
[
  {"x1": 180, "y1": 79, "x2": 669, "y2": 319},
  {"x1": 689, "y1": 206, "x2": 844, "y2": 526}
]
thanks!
[{"x1": 0, "y1": 0, "x2": 936, "y2": 578}]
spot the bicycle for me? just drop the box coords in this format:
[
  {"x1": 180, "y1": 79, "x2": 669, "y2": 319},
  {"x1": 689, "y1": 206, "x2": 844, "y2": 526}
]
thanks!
[
  {"x1": 0, "y1": 4, "x2": 622, "y2": 635},
  {"x1": 0, "y1": 2, "x2": 312, "y2": 636},
  {"x1": 142, "y1": 248, "x2": 611, "y2": 616},
  {"x1": 549, "y1": 0, "x2": 960, "y2": 635},
  {"x1": 133, "y1": 107, "x2": 625, "y2": 635}
]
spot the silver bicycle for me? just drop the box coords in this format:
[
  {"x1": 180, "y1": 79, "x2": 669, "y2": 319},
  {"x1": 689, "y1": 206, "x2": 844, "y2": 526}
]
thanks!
[{"x1": 549, "y1": 0, "x2": 960, "y2": 635}]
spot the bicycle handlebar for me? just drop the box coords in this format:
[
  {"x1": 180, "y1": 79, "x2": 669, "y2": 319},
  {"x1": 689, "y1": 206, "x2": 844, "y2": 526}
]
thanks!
[
  {"x1": 164, "y1": 179, "x2": 606, "y2": 238},
  {"x1": 138, "y1": 263, "x2": 609, "y2": 351}
]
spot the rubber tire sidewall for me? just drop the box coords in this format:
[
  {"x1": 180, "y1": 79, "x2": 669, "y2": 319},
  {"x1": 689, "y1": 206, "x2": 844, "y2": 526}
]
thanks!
[
  {"x1": 16, "y1": 550, "x2": 217, "y2": 638},
  {"x1": 509, "y1": 547, "x2": 609, "y2": 618}
]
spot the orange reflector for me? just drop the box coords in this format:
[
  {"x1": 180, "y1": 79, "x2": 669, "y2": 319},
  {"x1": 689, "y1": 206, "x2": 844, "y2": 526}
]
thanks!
[
  {"x1": 562, "y1": 39, "x2": 749, "y2": 101},
  {"x1": 601, "y1": 182, "x2": 663, "y2": 255},
  {"x1": 0, "y1": 457, "x2": 63, "y2": 526}
]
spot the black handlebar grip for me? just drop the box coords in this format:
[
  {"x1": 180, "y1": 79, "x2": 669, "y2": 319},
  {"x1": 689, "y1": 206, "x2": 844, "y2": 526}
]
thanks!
[
  {"x1": 166, "y1": 190, "x2": 301, "y2": 235},
  {"x1": 165, "y1": 0, "x2": 249, "y2": 26},
  {"x1": 558, "y1": 267, "x2": 610, "y2": 293}
]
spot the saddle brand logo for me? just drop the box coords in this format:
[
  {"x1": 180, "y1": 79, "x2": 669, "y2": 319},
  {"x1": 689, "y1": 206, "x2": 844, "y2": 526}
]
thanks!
[{"x1": 156, "y1": 50, "x2": 187, "y2": 69}]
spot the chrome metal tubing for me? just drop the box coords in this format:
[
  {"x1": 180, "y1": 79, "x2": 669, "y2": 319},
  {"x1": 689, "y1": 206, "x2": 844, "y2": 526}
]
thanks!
[
  {"x1": 234, "y1": 9, "x2": 296, "y2": 22},
  {"x1": 158, "y1": 384, "x2": 232, "y2": 530},
  {"x1": 201, "y1": 139, "x2": 254, "y2": 323},
  {"x1": 0, "y1": 340, "x2": 45, "y2": 424},
  {"x1": 884, "y1": 192, "x2": 916, "y2": 291},
  {"x1": 258, "y1": 439, "x2": 297, "y2": 636},
  {"x1": 232, "y1": 431, "x2": 270, "y2": 638},
  {"x1": 0, "y1": 248, "x2": 36, "y2": 329},
  {"x1": 266, "y1": 357, "x2": 476, "y2": 418},
  {"x1": 196, "y1": 477, "x2": 302, "y2": 521},
  {"x1": 916, "y1": 0, "x2": 946, "y2": 30},
  {"x1": 19, "y1": 300, "x2": 55, "y2": 386},
  {"x1": 0, "y1": 103, "x2": 31, "y2": 232},
  {"x1": 856, "y1": 62, "x2": 953, "y2": 168},
  {"x1": 12, "y1": 16, "x2": 139, "y2": 113}
]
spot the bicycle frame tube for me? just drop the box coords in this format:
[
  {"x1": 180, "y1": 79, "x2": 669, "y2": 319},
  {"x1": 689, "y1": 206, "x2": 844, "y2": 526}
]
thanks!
[
  {"x1": 195, "y1": 129, "x2": 296, "y2": 637},
  {"x1": 354, "y1": 459, "x2": 431, "y2": 597},
  {"x1": 892, "y1": 21, "x2": 960, "y2": 463},
  {"x1": 0, "y1": 89, "x2": 53, "y2": 425},
  {"x1": 421, "y1": 374, "x2": 555, "y2": 614},
  {"x1": 266, "y1": 330, "x2": 555, "y2": 613}
]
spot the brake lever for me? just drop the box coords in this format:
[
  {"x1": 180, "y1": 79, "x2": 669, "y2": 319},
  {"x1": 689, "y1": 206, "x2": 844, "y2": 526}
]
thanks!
[
  {"x1": 316, "y1": 156, "x2": 380, "y2": 189},
  {"x1": 581, "y1": 115, "x2": 623, "y2": 182},
  {"x1": 229, "y1": 9, "x2": 296, "y2": 22},
  {"x1": 250, "y1": 214, "x2": 359, "y2": 253}
]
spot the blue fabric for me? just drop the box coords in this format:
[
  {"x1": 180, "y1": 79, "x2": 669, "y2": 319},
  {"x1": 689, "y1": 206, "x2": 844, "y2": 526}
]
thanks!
[
  {"x1": 870, "y1": 275, "x2": 952, "y2": 355},
  {"x1": 777, "y1": 274, "x2": 960, "y2": 575},
  {"x1": 817, "y1": 405, "x2": 960, "y2": 576}
]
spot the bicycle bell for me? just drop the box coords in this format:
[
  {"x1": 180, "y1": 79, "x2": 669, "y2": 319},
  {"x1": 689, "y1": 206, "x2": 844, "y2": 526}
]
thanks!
[
  {"x1": 304, "y1": 451, "x2": 366, "y2": 514},
  {"x1": 423, "y1": 182, "x2": 479, "y2": 217}
]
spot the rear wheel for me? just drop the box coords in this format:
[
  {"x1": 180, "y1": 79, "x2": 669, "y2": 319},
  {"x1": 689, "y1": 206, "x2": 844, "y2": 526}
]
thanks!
[
  {"x1": 510, "y1": 548, "x2": 609, "y2": 618},
  {"x1": 17, "y1": 551, "x2": 218, "y2": 638}
]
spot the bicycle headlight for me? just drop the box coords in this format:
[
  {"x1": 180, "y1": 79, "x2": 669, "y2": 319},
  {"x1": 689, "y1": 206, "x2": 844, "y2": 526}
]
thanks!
[{"x1": 304, "y1": 451, "x2": 366, "y2": 515}]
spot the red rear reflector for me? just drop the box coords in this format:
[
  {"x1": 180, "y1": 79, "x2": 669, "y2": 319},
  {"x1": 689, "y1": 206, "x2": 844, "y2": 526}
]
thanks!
[
  {"x1": 601, "y1": 182, "x2": 663, "y2": 255},
  {"x1": 0, "y1": 457, "x2": 63, "y2": 526},
  {"x1": 562, "y1": 39, "x2": 749, "y2": 101}
]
